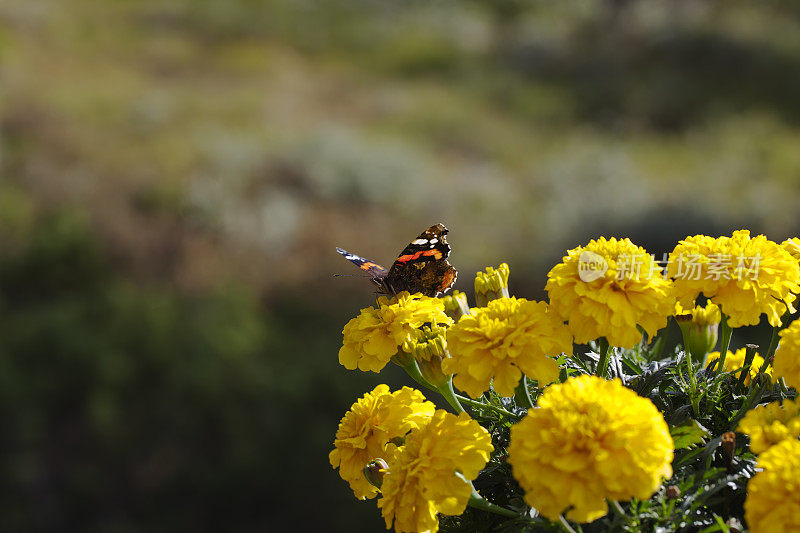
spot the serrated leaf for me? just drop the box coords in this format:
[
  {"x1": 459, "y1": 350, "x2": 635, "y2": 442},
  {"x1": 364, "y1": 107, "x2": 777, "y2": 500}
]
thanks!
[{"x1": 670, "y1": 420, "x2": 710, "y2": 449}]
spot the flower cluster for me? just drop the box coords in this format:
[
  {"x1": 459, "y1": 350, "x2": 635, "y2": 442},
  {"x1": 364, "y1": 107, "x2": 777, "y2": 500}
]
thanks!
[
  {"x1": 737, "y1": 398, "x2": 800, "y2": 454},
  {"x1": 508, "y1": 376, "x2": 673, "y2": 522},
  {"x1": 668, "y1": 230, "x2": 800, "y2": 327},
  {"x1": 333, "y1": 228, "x2": 800, "y2": 532}
]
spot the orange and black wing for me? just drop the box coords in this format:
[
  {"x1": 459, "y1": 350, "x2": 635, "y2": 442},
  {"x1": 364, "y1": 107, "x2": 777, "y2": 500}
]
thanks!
[
  {"x1": 336, "y1": 247, "x2": 389, "y2": 280},
  {"x1": 385, "y1": 223, "x2": 457, "y2": 297}
]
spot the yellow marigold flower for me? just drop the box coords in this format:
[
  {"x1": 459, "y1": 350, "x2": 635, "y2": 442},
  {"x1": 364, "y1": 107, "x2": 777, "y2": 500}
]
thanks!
[
  {"x1": 442, "y1": 297, "x2": 573, "y2": 398},
  {"x1": 668, "y1": 231, "x2": 800, "y2": 328},
  {"x1": 508, "y1": 376, "x2": 674, "y2": 523},
  {"x1": 378, "y1": 410, "x2": 493, "y2": 533},
  {"x1": 339, "y1": 292, "x2": 453, "y2": 372},
  {"x1": 774, "y1": 318, "x2": 800, "y2": 390},
  {"x1": 744, "y1": 438, "x2": 800, "y2": 533},
  {"x1": 737, "y1": 398, "x2": 800, "y2": 454},
  {"x1": 707, "y1": 348, "x2": 770, "y2": 385},
  {"x1": 546, "y1": 237, "x2": 675, "y2": 348},
  {"x1": 329, "y1": 385, "x2": 435, "y2": 500},
  {"x1": 783, "y1": 237, "x2": 800, "y2": 263}
]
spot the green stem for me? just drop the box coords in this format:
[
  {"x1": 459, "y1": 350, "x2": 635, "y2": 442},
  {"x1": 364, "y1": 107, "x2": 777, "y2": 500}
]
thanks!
[
  {"x1": 455, "y1": 395, "x2": 519, "y2": 418},
  {"x1": 714, "y1": 314, "x2": 732, "y2": 373},
  {"x1": 765, "y1": 325, "x2": 780, "y2": 359},
  {"x1": 396, "y1": 353, "x2": 466, "y2": 415},
  {"x1": 596, "y1": 338, "x2": 611, "y2": 378},
  {"x1": 735, "y1": 344, "x2": 758, "y2": 390},
  {"x1": 684, "y1": 350, "x2": 700, "y2": 418},
  {"x1": 757, "y1": 355, "x2": 772, "y2": 376},
  {"x1": 394, "y1": 353, "x2": 437, "y2": 391},
  {"x1": 685, "y1": 349, "x2": 696, "y2": 389},
  {"x1": 514, "y1": 375, "x2": 534, "y2": 409},
  {"x1": 437, "y1": 378, "x2": 465, "y2": 414},
  {"x1": 463, "y1": 476, "x2": 519, "y2": 518}
]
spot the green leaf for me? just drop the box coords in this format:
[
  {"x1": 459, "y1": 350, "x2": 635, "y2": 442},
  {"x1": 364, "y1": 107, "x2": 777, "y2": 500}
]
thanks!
[{"x1": 670, "y1": 420, "x2": 710, "y2": 449}]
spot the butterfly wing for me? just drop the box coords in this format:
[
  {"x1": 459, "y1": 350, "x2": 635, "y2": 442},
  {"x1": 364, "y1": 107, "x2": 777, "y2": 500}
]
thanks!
[
  {"x1": 385, "y1": 223, "x2": 457, "y2": 297},
  {"x1": 336, "y1": 247, "x2": 391, "y2": 293}
]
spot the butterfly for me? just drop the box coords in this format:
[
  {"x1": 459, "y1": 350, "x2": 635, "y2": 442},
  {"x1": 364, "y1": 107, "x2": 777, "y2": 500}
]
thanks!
[{"x1": 336, "y1": 223, "x2": 457, "y2": 297}]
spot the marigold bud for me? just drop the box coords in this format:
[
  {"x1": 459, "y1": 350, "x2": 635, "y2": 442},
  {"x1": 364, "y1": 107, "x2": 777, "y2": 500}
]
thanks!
[
  {"x1": 475, "y1": 263, "x2": 510, "y2": 307},
  {"x1": 441, "y1": 290, "x2": 470, "y2": 320},
  {"x1": 665, "y1": 485, "x2": 681, "y2": 499},
  {"x1": 675, "y1": 302, "x2": 720, "y2": 365},
  {"x1": 782, "y1": 237, "x2": 800, "y2": 262},
  {"x1": 402, "y1": 325, "x2": 450, "y2": 388}
]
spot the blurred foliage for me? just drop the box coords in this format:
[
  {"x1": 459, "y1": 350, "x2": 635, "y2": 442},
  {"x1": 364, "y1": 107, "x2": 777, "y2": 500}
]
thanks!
[
  {"x1": 4, "y1": 0, "x2": 800, "y2": 292},
  {"x1": 2, "y1": 0, "x2": 800, "y2": 530},
  {"x1": 0, "y1": 190, "x2": 387, "y2": 531}
]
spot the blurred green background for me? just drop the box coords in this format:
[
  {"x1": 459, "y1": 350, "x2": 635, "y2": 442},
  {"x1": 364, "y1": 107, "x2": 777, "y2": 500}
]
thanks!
[{"x1": 2, "y1": 0, "x2": 800, "y2": 531}]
